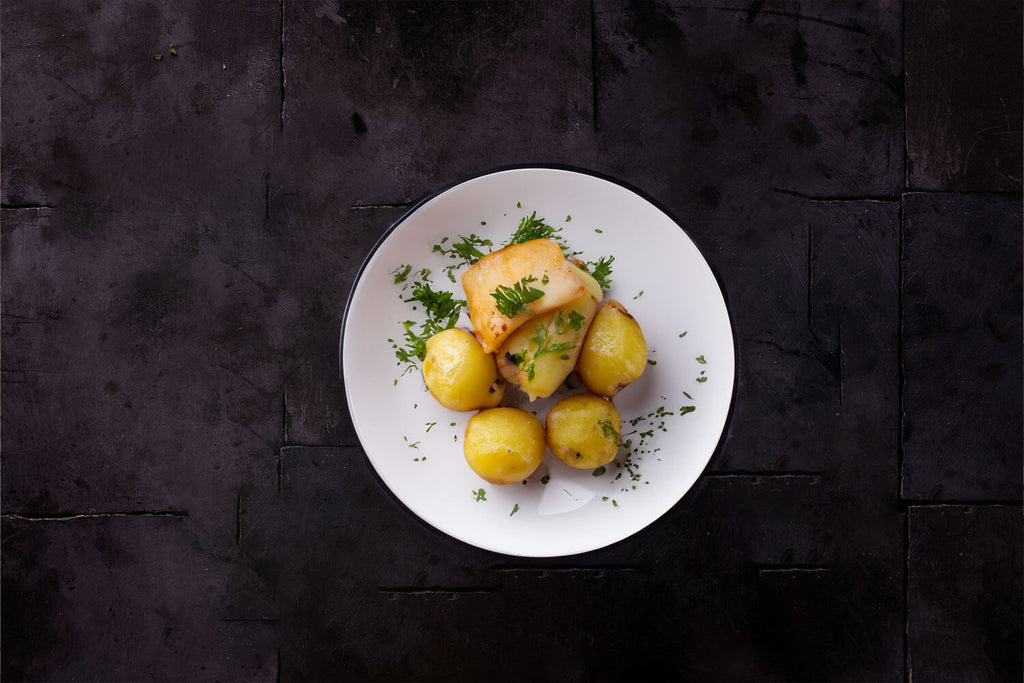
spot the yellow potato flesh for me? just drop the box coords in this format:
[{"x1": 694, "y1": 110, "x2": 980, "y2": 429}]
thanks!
[
  {"x1": 463, "y1": 408, "x2": 546, "y2": 484},
  {"x1": 422, "y1": 328, "x2": 505, "y2": 411},
  {"x1": 495, "y1": 263, "x2": 603, "y2": 401},
  {"x1": 545, "y1": 393, "x2": 621, "y2": 469},
  {"x1": 577, "y1": 300, "x2": 648, "y2": 397},
  {"x1": 461, "y1": 239, "x2": 586, "y2": 353}
]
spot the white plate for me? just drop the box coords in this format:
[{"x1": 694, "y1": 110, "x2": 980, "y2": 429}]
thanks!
[{"x1": 341, "y1": 167, "x2": 734, "y2": 557}]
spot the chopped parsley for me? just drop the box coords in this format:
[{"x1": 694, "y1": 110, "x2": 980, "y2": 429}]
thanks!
[
  {"x1": 599, "y1": 419, "x2": 621, "y2": 445},
  {"x1": 432, "y1": 234, "x2": 493, "y2": 281},
  {"x1": 520, "y1": 324, "x2": 577, "y2": 381},
  {"x1": 555, "y1": 309, "x2": 585, "y2": 335},
  {"x1": 679, "y1": 406, "x2": 696, "y2": 415},
  {"x1": 696, "y1": 355, "x2": 707, "y2": 364},
  {"x1": 491, "y1": 276, "x2": 544, "y2": 318},
  {"x1": 592, "y1": 465, "x2": 606, "y2": 476},
  {"x1": 506, "y1": 211, "x2": 567, "y2": 249},
  {"x1": 393, "y1": 264, "x2": 412, "y2": 284},
  {"x1": 472, "y1": 488, "x2": 487, "y2": 502},
  {"x1": 392, "y1": 276, "x2": 466, "y2": 373},
  {"x1": 583, "y1": 255, "x2": 614, "y2": 290},
  {"x1": 510, "y1": 503, "x2": 520, "y2": 516}
]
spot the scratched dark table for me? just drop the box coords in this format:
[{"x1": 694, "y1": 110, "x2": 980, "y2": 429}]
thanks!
[{"x1": 2, "y1": 1, "x2": 1021, "y2": 681}]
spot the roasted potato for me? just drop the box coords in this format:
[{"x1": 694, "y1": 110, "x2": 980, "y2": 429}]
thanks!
[
  {"x1": 422, "y1": 328, "x2": 505, "y2": 411},
  {"x1": 545, "y1": 393, "x2": 621, "y2": 469},
  {"x1": 576, "y1": 300, "x2": 648, "y2": 396},
  {"x1": 463, "y1": 407, "x2": 546, "y2": 484},
  {"x1": 495, "y1": 263, "x2": 603, "y2": 401},
  {"x1": 461, "y1": 239, "x2": 586, "y2": 353}
]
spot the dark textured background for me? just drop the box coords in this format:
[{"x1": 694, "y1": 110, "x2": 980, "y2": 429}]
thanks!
[{"x1": 2, "y1": 1, "x2": 1021, "y2": 681}]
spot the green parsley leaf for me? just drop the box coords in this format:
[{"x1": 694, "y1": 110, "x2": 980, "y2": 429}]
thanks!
[
  {"x1": 491, "y1": 276, "x2": 544, "y2": 318},
  {"x1": 583, "y1": 255, "x2": 614, "y2": 290}
]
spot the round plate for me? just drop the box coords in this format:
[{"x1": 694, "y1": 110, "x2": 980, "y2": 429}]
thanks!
[{"x1": 340, "y1": 167, "x2": 734, "y2": 557}]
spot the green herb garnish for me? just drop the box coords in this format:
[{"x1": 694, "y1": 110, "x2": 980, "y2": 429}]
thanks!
[
  {"x1": 583, "y1": 255, "x2": 614, "y2": 290},
  {"x1": 555, "y1": 309, "x2": 585, "y2": 335},
  {"x1": 599, "y1": 419, "x2": 621, "y2": 446},
  {"x1": 491, "y1": 276, "x2": 544, "y2": 318},
  {"x1": 473, "y1": 488, "x2": 487, "y2": 502},
  {"x1": 393, "y1": 264, "x2": 412, "y2": 284},
  {"x1": 510, "y1": 503, "x2": 520, "y2": 516},
  {"x1": 679, "y1": 406, "x2": 696, "y2": 415},
  {"x1": 506, "y1": 212, "x2": 563, "y2": 246},
  {"x1": 592, "y1": 465, "x2": 606, "y2": 476},
  {"x1": 521, "y1": 324, "x2": 577, "y2": 381}
]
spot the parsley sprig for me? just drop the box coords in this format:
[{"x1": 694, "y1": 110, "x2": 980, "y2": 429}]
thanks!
[
  {"x1": 506, "y1": 211, "x2": 563, "y2": 246},
  {"x1": 491, "y1": 276, "x2": 544, "y2": 318},
  {"x1": 432, "y1": 234, "x2": 493, "y2": 282},
  {"x1": 583, "y1": 255, "x2": 615, "y2": 290},
  {"x1": 512, "y1": 323, "x2": 578, "y2": 381},
  {"x1": 392, "y1": 279, "x2": 466, "y2": 373}
]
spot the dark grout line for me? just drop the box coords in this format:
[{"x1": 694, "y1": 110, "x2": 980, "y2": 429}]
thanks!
[
  {"x1": 281, "y1": 392, "x2": 289, "y2": 446},
  {"x1": 897, "y1": 197, "x2": 906, "y2": 502},
  {"x1": 377, "y1": 586, "x2": 498, "y2": 595},
  {"x1": 1, "y1": 203, "x2": 56, "y2": 210},
  {"x1": 903, "y1": 498, "x2": 911, "y2": 683},
  {"x1": 591, "y1": 0, "x2": 599, "y2": 133},
  {"x1": 2, "y1": 510, "x2": 189, "y2": 521},
  {"x1": 902, "y1": 0, "x2": 910, "y2": 193},
  {"x1": 903, "y1": 499, "x2": 1023, "y2": 508},
  {"x1": 838, "y1": 321, "x2": 845, "y2": 407},
  {"x1": 775, "y1": 187, "x2": 902, "y2": 202},
  {"x1": 753, "y1": 563, "x2": 831, "y2": 574},
  {"x1": 704, "y1": 470, "x2": 823, "y2": 478},
  {"x1": 279, "y1": 0, "x2": 286, "y2": 132}
]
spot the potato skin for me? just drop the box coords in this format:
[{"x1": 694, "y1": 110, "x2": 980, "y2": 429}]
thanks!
[
  {"x1": 422, "y1": 328, "x2": 505, "y2": 411},
  {"x1": 545, "y1": 393, "x2": 621, "y2": 469},
  {"x1": 576, "y1": 300, "x2": 648, "y2": 397},
  {"x1": 464, "y1": 408, "x2": 546, "y2": 484}
]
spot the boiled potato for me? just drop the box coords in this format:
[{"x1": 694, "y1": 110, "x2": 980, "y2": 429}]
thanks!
[
  {"x1": 576, "y1": 300, "x2": 648, "y2": 396},
  {"x1": 545, "y1": 393, "x2": 621, "y2": 469},
  {"x1": 463, "y1": 407, "x2": 546, "y2": 484},
  {"x1": 422, "y1": 328, "x2": 505, "y2": 411},
  {"x1": 461, "y1": 239, "x2": 586, "y2": 353},
  {"x1": 495, "y1": 263, "x2": 603, "y2": 401}
]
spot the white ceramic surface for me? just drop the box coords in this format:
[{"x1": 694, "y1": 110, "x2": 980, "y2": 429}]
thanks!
[{"x1": 341, "y1": 167, "x2": 734, "y2": 557}]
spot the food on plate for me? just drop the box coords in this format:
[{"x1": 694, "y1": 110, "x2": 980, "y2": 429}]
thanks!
[
  {"x1": 545, "y1": 393, "x2": 622, "y2": 469},
  {"x1": 461, "y1": 238, "x2": 586, "y2": 353},
  {"x1": 576, "y1": 300, "x2": 648, "y2": 397},
  {"x1": 496, "y1": 263, "x2": 603, "y2": 400},
  {"x1": 422, "y1": 328, "x2": 505, "y2": 411},
  {"x1": 463, "y1": 407, "x2": 546, "y2": 484}
]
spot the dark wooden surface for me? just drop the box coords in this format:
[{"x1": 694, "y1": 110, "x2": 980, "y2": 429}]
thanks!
[{"x1": 2, "y1": 1, "x2": 1021, "y2": 681}]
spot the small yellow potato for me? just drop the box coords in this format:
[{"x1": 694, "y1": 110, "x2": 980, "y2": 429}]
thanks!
[
  {"x1": 496, "y1": 263, "x2": 603, "y2": 401},
  {"x1": 461, "y1": 239, "x2": 586, "y2": 353},
  {"x1": 422, "y1": 328, "x2": 505, "y2": 411},
  {"x1": 545, "y1": 393, "x2": 621, "y2": 469},
  {"x1": 463, "y1": 407, "x2": 546, "y2": 484},
  {"x1": 576, "y1": 300, "x2": 648, "y2": 397}
]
